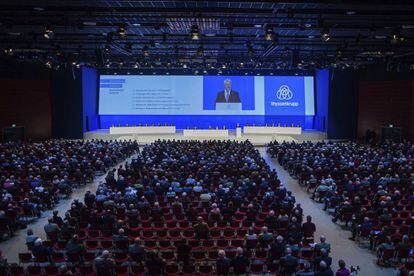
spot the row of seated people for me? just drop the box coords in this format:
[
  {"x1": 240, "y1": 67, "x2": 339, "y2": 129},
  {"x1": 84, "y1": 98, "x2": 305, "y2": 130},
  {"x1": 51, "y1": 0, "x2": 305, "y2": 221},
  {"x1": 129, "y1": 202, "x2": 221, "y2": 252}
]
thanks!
[
  {"x1": 6, "y1": 244, "x2": 350, "y2": 275},
  {"x1": 0, "y1": 139, "x2": 139, "y2": 240},
  {"x1": 11, "y1": 140, "x2": 353, "y2": 275},
  {"x1": 267, "y1": 140, "x2": 414, "y2": 271}
]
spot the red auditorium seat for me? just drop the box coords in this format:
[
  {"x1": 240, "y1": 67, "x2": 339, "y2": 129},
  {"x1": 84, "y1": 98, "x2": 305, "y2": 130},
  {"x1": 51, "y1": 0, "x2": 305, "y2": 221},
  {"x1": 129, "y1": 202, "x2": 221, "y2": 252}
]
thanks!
[
  {"x1": 26, "y1": 266, "x2": 42, "y2": 276},
  {"x1": 44, "y1": 266, "x2": 59, "y2": 276},
  {"x1": 9, "y1": 266, "x2": 25, "y2": 276},
  {"x1": 115, "y1": 252, "x2": 129, "y2": 263},
  {"x1": 114, "y1": 265, "x2": 128, "y2": 276},
  {"x1": 165, "y1": 264, "x2": 179, "y2": 275},
  {"x1": 101, "y1": 240, "x2": 113, "y2": 249},
  {"x1": 161, "y1": 251, "x2": 175, "y2": 261},
  {"x1": 85, "y1": 240, "x2": 100, "y2": 250},
  {"x1": 199, "y1": 265, "x2": 213, "y2": 274},
  {"x1": 18, "y1": 252, "x2": 32, "y2": 264},
  {"x1": 52, "y1": 252, "x2": 65, "y2": 263},
  {"x1": 192, "y1": 251, "x2": 206, "y2": 261},
  {"x1": 84, "y1": 252, "x2": 96, "y2": 263},
  {"x1": 251, "y1": 263, "x2": 264, "y2": 274},
  {"x1": 78, "y1": 265, "x2": 94, "y2": 276},
  {"x1": 182, "y1": 264, "x2": 196, "y2": 274}
]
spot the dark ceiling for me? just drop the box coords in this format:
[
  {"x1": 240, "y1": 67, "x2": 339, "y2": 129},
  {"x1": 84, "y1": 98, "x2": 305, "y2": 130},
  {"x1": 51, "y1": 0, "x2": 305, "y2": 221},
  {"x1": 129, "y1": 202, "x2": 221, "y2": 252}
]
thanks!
[{"x1": 1, "y1": 0, "x2": 414, "y2": 71}]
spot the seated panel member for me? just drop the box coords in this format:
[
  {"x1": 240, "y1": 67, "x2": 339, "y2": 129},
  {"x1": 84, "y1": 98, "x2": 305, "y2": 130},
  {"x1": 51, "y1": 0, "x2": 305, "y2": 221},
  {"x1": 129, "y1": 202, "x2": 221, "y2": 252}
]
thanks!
[{"x1": 215, "y1": 79, "x2": 241, "y2": 104}]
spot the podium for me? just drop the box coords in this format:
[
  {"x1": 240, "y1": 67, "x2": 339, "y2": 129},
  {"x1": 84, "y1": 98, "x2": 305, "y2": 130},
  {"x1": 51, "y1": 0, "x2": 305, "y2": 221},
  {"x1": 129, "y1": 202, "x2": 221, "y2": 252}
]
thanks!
[
  {"x1": 215, "y1": 103, "x2": 242, "y2": 111},
  {"x1": 236, "y1": 127, "x2": 242, "y2": 138}
]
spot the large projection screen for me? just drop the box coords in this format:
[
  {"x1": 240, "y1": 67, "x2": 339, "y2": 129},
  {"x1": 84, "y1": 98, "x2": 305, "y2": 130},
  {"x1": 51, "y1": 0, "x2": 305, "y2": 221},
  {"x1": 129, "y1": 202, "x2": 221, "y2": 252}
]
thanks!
[{"x1": 99, "y1": 75, "x2": 315, "y2": 116}]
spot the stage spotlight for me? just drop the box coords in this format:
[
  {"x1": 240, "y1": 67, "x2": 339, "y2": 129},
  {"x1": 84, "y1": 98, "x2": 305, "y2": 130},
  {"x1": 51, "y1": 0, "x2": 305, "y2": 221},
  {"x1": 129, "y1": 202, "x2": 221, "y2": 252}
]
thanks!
[
  {"x1": 265, "y1": 26, "x2": 275, "y2": 41},
  {"x1": 4, "y1": 47, "x2": 13, "y2": 55},
  {"x1": 142, "y1": 45, "x2": 150, "y2": 56},
  {"x1": 391, "y1": 29, "x2": 405, "y2": 44},
  {"x1": 321, "y1": 27, "x2": 331, "y2": 41},
  {"x1": 190, "y1": 24, "x2": 200, "y2": 40},
  {"x1": 134, "y1": 63, "x2": 139, "y2": 68},
  {"x1": 104, "y1": 44, "x2": 110, "y2": 52},
  {"x1": 117, "y1": 26, "x2": 127, "y2": 36},
  {"x1": 45, "y1": 61, "x2": 52, "y2": 68},
  {"x1": 43, "y1": 26, "x2": 54, "y2": 39}
]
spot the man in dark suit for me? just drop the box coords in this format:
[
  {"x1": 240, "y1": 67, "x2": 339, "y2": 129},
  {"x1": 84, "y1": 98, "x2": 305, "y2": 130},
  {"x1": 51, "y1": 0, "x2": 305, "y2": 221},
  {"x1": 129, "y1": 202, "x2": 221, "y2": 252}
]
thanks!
[
  {"x1": 280, "y1": 248, "x2": 299, "y2": 274},
  {"x1": 215, "y1": 79, "x2": 241, "y2": 104}
]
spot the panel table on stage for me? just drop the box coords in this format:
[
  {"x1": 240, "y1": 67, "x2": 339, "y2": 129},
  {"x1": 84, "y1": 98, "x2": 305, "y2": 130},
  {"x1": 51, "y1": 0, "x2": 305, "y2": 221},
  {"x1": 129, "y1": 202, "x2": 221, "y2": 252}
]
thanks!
[
  {"x1": 243, "y1": 126, "x2": 302, "y2": 135},
  {"x1": 109, "y1": 126, "x2": 176, "y2": 135},
  {"x1": 183, "y1": 129, "x2": 229, "y2": 138}
]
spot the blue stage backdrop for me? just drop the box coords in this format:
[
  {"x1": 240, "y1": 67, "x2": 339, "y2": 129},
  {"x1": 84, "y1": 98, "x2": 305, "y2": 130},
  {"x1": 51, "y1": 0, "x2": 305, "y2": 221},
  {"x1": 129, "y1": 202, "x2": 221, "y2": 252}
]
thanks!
[{"x1": 80, "y1": 71, "x2": 330, "y2": 130}]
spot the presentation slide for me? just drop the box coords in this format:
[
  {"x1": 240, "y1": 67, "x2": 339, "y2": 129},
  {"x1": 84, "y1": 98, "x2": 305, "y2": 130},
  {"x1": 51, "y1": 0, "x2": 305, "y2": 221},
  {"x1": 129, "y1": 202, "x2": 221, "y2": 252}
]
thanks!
[{"x1": 99, "y1": 75, "x2": 314, "y2": 116}]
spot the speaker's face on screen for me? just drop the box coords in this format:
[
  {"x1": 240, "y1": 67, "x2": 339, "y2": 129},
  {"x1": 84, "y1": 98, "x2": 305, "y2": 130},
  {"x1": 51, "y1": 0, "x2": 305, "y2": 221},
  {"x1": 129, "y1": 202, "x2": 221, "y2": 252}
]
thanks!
[{"x1": 224, "y1": 80, "x2": 232, "y2": 91}]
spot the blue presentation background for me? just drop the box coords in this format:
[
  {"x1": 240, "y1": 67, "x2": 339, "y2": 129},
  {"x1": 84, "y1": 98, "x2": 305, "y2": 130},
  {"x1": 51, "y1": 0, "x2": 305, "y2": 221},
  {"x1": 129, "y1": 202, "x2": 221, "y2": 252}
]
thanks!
[
  {"x1": 203, "y1": 76, "x2": 255, "y2": 110},
  {"x1": 85, "y1": 73, "x2": 329, "y2": 131},
  {"x1": 265, "y1": 76, "x2": 306, "y2": 115}
]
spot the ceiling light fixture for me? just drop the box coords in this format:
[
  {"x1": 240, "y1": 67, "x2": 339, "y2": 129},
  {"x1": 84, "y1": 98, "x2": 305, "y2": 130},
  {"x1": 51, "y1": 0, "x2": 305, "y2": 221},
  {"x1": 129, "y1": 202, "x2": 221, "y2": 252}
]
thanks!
[
  {"x1": 190, "y1": 24, "x2": 200, "y2": 40},
  {"x1": 391, "y1": 29, "x2": 405, "y2": 44},
  {"x1": 117, "y1": 26, "x2": 127, "y2": 36},
  {"x1": 321, "y1": 27, "x2": 331, "y2": 41},
  {"x1": 43, "y1": 26, "x2": 54, "y2": 39},
  {"x1": 142, "y1": 45, "x2": 150, "y2": 56},
  {"x1": 265, "y1": 26, "x2": 275, "y2": 41}
]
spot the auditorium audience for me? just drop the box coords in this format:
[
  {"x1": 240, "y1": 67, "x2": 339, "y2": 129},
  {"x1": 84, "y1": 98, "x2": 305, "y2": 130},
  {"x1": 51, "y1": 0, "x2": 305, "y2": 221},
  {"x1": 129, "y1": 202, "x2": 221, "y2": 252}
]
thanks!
[
  {"x1": 10, "y1": 140, "x2": 344, "y2": 274},
  {"x1": 231, "y1": 247, "x2": 250, "y2": 275},
  {"x1": 335, "y1": 259, "x2": 351, "y2": 276},
  {"x1": 316, "y1": 260, "x2": 334, "y2": 276},
  {"x1": 280, "y1": 247, "x2": 299, "y2": 274},
  {"x1": 0, "y1": 139, "x2": 138, "y2": 238},
  {"x1": 268, "y1": 139, "x2": 414, "y2": 267},
  {"x1": 145, "y1": 251, "x2": 166, "y2": 275},
  {"x1": 176, "y1": 239, "x2": 192, "y2": 264},
  {"x1": 94, "y1": 250, "x2": 115, "y2": 275}
]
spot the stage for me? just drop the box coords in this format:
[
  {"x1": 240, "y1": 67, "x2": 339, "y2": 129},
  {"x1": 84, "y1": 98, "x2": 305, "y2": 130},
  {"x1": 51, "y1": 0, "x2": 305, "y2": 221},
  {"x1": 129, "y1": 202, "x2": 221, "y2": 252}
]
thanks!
[{"x1": 84, "y1": 129, "x2": 326, "y2": 146}]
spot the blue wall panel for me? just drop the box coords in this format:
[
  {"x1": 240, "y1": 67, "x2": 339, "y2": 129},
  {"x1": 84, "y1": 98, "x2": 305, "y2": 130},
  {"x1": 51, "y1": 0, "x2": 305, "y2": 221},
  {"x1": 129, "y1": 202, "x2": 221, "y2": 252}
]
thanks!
[
  {"x1": 82, "y1": 67, "x2": 99, "y2": 132},
  {"x1": 314, "y1": 69, "x2": 329, "y2": 132}
]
